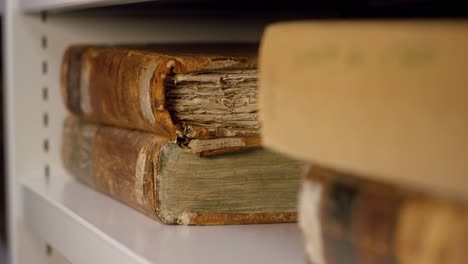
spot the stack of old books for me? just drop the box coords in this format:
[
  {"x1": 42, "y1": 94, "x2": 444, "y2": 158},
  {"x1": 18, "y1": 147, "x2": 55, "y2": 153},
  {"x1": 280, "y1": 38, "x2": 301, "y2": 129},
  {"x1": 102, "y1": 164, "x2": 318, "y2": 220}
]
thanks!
[
  {"x1": 60, "y1": 44, "x2": 305, "y2": 225},
  {"x1": 260, "y1": 21, "x2": 468, "y2": 263}
]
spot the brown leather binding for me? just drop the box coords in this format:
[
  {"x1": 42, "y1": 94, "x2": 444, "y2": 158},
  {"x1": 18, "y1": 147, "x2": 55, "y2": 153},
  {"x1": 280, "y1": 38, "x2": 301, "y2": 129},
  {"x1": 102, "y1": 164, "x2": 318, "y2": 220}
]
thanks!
[
  {"x1": 62, "y1": 116, "x2": 297, "y2": 225},
  {"x1": 61, "y1": 45, "x2": 261, "y2": 156},
  {"x1": 301, "y1": 165, "x2": 468, "y2": 264}
]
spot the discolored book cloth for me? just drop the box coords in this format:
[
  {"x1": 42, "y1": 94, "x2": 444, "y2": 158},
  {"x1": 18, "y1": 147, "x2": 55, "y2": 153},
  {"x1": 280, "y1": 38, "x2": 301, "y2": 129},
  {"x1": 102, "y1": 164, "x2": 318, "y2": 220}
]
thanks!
[
  {"x1": 260, "y1": 21, "x2": 468, "y2": 202},
  {"x1": 62, "y1": 116, "x2": 305, "y2": 225},
  {"x1": 61, "y1": 44, "x2": 260, "y2": 157},
  {"x1": 299, "y1": 165, "x2": 468, "y2": 264}
]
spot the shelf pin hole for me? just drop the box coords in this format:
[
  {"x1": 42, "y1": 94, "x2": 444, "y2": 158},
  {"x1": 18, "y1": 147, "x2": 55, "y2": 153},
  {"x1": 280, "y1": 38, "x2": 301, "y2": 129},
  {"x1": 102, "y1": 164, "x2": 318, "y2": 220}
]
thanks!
[
  {"x1": 42, "y1": 87, "x2": 48, "y2": 101},
  {"x1": 42, "y1": 61, "x2": 48, "y2": 75},
  {"x1": 43, "y1": 139, "x2": 49, "y2": 153},
  {"x1": 41, "y1": 12, "x2": 47, "y2": 23},
  {"x1": 43, "y1": 113, "x2": 49, "y2": 127},
  {"x1": 46, "y1": 244, "x2": 52, "y2": 256},
  {"x1": 41, "y1": 36, "x2": 47, "y2": 50}
]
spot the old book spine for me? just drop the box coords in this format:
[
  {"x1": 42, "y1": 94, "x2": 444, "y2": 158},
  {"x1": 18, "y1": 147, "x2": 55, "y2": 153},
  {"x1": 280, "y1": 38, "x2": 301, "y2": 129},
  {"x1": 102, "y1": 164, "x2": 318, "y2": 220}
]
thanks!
[
  {"x1": 62, "y1": 116, "x2": 297, "y2": 225},
  {"x1": 61, "y1": 47, "x2": 178, "y2": 139},
  {"x1": 299, "y1": 165, "x2": 468, "y2": 264},
  {"x1": 61, "y1": 46, "x2": 259, "y2": 143},
  {"x1": 61, "y1": 115, "x2": 169, "y2": 221}
]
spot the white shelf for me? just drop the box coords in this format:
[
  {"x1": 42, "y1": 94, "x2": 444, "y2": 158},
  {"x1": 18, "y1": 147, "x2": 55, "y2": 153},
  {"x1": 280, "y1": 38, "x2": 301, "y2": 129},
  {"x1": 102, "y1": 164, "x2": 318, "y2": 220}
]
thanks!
[
  {"x1": 20, "y1": 0, "x2": 149, "y2": 12},
  {"x1": 4, "y1": 0, "x2": 274, "y2": 262},
  {"x1": 23, "y1": 176, "x2": 305, "y2": 264}
]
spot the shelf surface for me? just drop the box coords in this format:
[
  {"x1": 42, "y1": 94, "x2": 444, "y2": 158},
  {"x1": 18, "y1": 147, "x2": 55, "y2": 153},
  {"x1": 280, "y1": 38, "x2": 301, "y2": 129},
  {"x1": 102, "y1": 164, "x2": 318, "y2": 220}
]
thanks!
[{"x1": 22, "y1": 176, "x2": 304, "y2": 264}]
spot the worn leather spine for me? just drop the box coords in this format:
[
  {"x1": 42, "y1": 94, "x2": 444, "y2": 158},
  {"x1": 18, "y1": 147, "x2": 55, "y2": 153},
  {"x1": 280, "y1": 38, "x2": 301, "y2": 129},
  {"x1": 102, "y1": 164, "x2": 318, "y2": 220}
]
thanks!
[
  {"x1": 62, "y1": 116, "x2": 166, "y2": 220},
  {"x1": 61, "y1": 45, "x2": 260, "y2": 155},
  {"x1": 300, "y1": 165, "x2": 468, "y2": 264},
  {"x1": 62, "y1": 116, "x2": 297, "y2": 225}
]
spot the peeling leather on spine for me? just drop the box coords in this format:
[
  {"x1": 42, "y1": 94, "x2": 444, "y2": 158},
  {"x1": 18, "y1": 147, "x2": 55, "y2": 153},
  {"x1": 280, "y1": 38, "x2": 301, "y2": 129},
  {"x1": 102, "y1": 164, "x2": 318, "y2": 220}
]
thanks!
[
  {"x1": 154, "y1": 143, "x2": 173, "y2": 224},
  {"x1": 80, "y1": 52, "x2": 92, "y2": 114},
  {"x1": 135, "y1": 146, "x2": 148, "y2": 206},
  {"x1": 139, "y1": 63, "x2": 158, "y2": 124},
  {"x1": 299, "y1": 181, "x2": 325, "y2": 264}
]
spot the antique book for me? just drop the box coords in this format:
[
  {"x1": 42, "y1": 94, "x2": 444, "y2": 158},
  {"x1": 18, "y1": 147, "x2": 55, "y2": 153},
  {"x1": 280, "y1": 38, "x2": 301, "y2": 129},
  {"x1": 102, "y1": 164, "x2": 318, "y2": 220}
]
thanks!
[
  {"x1": 62, "y1": 44, "x2": 260, "y2": 156},
  {"x1": 260, "y1": 21, "x2": 468, "y2": 201},
  {"x1": 299, "y1": 165, "x2": 468, "y2": 264},
  {"x1": 61, "y1": 116, "x2": 305, "y2": 225}
]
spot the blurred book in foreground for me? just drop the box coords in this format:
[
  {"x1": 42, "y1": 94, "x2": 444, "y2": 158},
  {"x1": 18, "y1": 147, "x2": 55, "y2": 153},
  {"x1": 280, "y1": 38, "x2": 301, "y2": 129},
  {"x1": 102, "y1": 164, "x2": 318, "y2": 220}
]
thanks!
[{"x1": 260, "y1": 20, "x2": 468, "y2": 263}]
